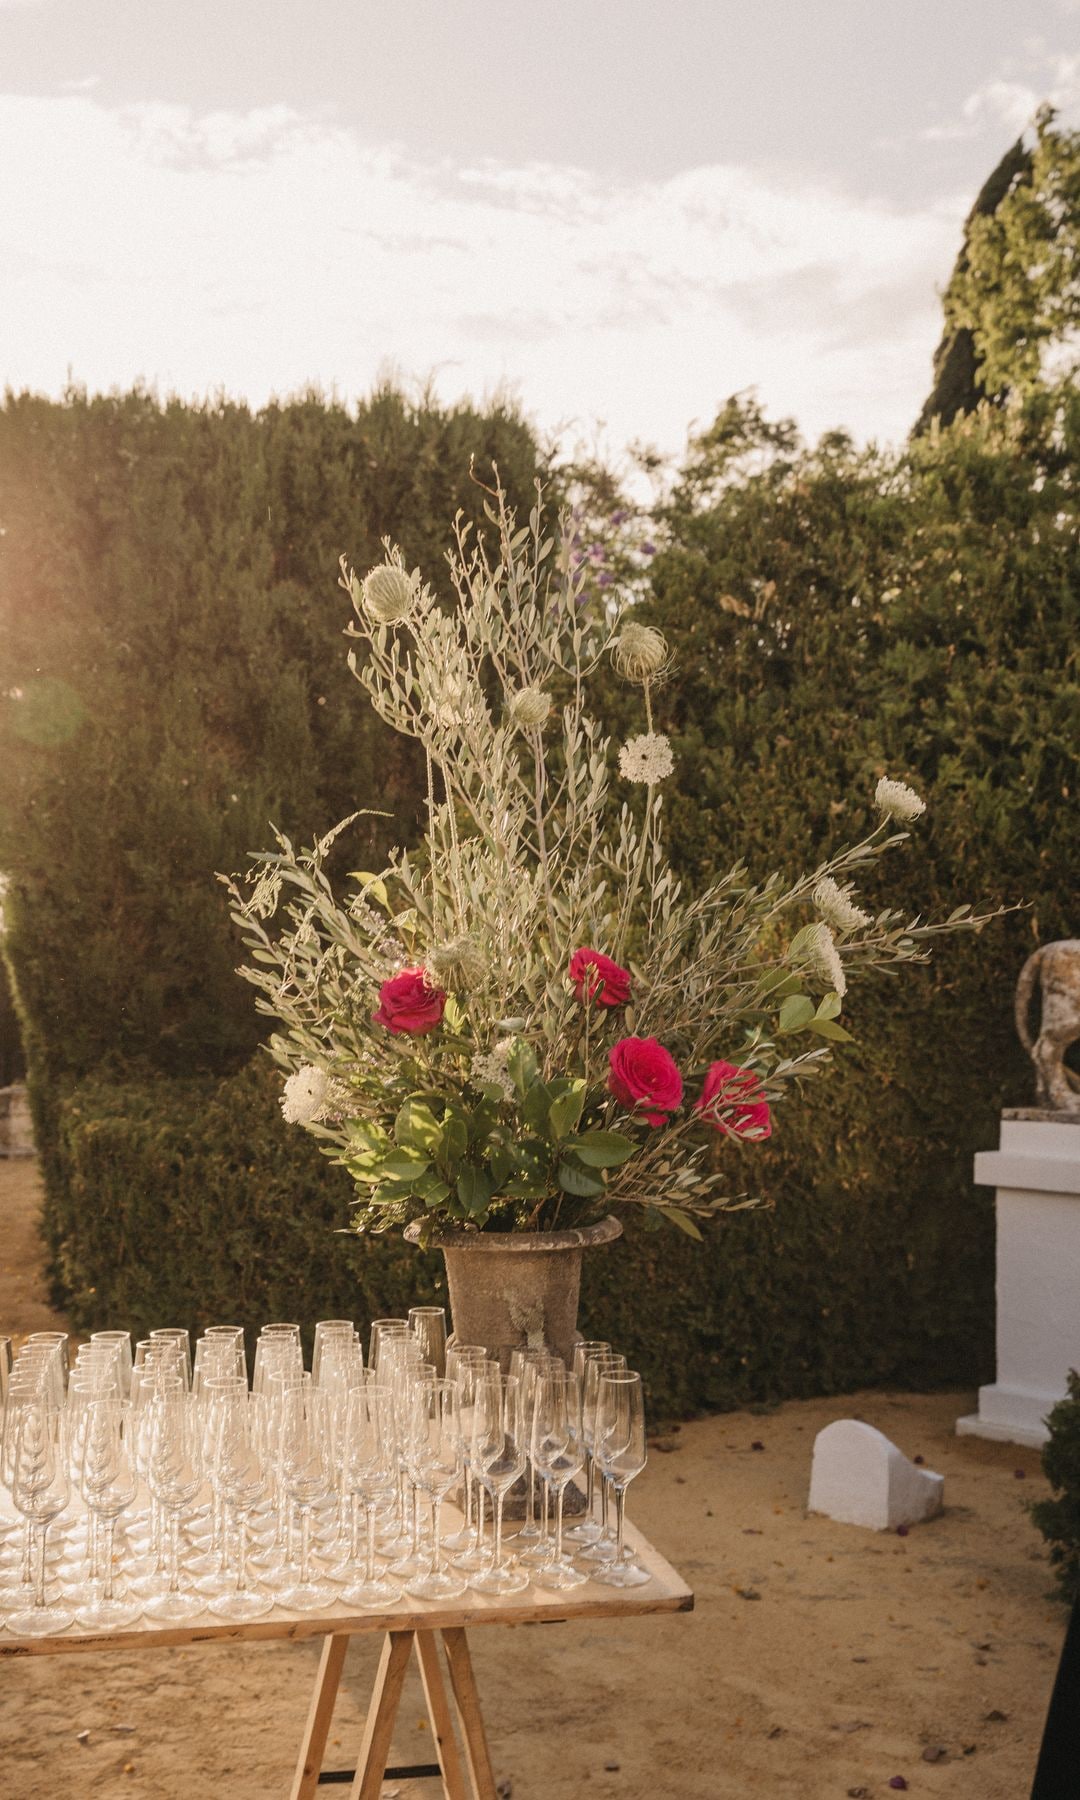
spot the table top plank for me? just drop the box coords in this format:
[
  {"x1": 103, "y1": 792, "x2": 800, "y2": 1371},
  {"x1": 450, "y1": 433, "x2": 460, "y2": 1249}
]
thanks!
[{"x1": 0, "y1": 1519, "x2": 693, "y2": 1658}]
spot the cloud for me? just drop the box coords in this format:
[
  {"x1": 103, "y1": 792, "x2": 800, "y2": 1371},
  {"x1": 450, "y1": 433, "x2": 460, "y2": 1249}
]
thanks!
[
  {"x1": 0, "y1": 93, "x2": 965, "y2": 456},
  {"x1": 921, "y1": 48, "x2": 1080, "y2": 143}
]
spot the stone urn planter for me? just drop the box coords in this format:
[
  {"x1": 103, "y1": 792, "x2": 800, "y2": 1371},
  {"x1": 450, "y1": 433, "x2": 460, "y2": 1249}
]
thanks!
[{"x1": 404, "y1": 1214, "x2": 622, "y2": 1368}]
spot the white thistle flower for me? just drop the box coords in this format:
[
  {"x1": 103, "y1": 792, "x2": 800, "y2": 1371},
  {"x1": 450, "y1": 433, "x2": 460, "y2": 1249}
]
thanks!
[
  {"x1": 508, "y1": 685, "x2": 553, "y2": 731},
  {"x1": 813, "y1": 875, "x2": 872, "y2": 934},
  {"x1": 618, "y1": 731, "x2": 674, "y2": 785},
  {"x1": 612, "y1": 622, "x2": 670, "y2": 684},
  {"x1": 800, "y1": 921, "x2": 847, "y2": 997},
  {"x1": 875, "y1": 776, "x2": 926, "y2": 822},
  {"x1": 281, "y1": 1064, "x2": 331, "y2": 1125}
]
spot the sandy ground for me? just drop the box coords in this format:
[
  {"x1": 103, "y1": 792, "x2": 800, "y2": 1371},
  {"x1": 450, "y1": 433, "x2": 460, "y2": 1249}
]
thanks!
[{"x1": 0, "y1": 1156, "x2": 1067, "y2": 1799}]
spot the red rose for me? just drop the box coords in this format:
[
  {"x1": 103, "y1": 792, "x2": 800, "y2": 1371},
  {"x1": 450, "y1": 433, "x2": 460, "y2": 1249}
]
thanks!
[
  {"x1": 569, "y1": 946, "x2": 632, "y2": 1009},
  {"x1": 694, "y1": 1061, "x2": 771, "y2": 1140},
  {"x1": 607, "y1": 1036, "x2": 683, "y2": 1128},
  {"x1": 372, "y1": 967, "x2": 446, "y2": 1036}
]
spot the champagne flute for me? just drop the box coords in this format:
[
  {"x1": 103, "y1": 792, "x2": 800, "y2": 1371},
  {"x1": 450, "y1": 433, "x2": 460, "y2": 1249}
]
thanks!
[
  {"x1": 408, "y1": 1307, "x2": 447, "y2": 1377},
  {"x1": 278, "y1": 1384, "x2": 337, "y2": 1611},
  {"x1": 143, "y1": 1391, "x2": 204, "y2": 1621},
  {"x1": 208, "y1": 1393, "x2": 273, "y2": 1620},
  {"x1": 468, "y1": 1372, "x2": 529, "y2": 1596},
  {"x1": 530, "y1": 1369, "x2": 587, "y2": 1591},
  {"x1": 74, "y1": 1397, "x2": 141, "y2": 1629},
  {"x1": 403, "y1": 1378, "x2": 466, "y2": 1601},
  {"x1": 443, "y1": 1348, "x2": 491, "y2": 1560},
  {"x1": 338, "y1": 1382, "x2": 401, "y2": 1609},
  {"x1": 592, "y1": 1371, "x2": 651, "y2": 1588},
  {"x1": 6, "y1": 1396, "x2": 74, "y2": 1636},
  {"x1": 571, "y1": 1351, "x2": 627, "y2": 1553}
]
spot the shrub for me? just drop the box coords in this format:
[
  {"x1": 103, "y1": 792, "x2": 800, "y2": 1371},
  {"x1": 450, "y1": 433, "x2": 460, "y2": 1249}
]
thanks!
[{"x1": 1031, "y1": 1372, "x2": 1080, "y2": 1604}]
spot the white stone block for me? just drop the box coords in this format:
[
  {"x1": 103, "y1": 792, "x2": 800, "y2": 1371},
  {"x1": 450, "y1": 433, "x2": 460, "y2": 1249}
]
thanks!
[{"x1": 807, "y1": 1419, "x2": 945, "y2": 1531}]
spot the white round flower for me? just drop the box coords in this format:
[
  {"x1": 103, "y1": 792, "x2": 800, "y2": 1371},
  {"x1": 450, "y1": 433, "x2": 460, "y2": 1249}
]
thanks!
[
  {"x1": 618, "y1": 731, "x2": 675, "y2": 785},
  {"x1": 281, "y1": 1064, "x2": 331, "y2": 1125},
  {"x1": 813, "y1": 876, "x2": 872, "y2": 934},
  {"x1": 800, "y1": 921, "x2": 847, "y2": 997},
  {"x1": 875, "y1": 777, "x2": 926, "y2": 822}
]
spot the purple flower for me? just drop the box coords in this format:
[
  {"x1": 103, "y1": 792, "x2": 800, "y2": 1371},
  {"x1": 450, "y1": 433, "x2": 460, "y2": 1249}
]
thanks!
[
  {"x1": 611, "y1": 509, "x2": 627, "y2": 525},
  {"x1": 888, "y1": 1780, "x2": 909, "y2": 1792},
  {"x1": 597, "y1": 571, "x2": 614, "y2": 587},
  {"x1": 588, "y1": 543, "x2": 606, "y2": 562},
  {"x1": 640, "y1": 540, "x2": 656, "y2": 555}
]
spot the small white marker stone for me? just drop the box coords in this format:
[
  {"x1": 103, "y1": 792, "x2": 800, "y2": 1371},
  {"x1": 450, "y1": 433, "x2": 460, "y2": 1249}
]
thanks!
[{"x1": 807, "y1": 1419, "x2": 944, "y2": 1530}]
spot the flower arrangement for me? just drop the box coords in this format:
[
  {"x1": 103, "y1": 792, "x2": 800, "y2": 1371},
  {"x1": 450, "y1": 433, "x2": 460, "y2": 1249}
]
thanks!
[{"x1": 224, "y1": 477, "x2": 992, "y2": 1243}]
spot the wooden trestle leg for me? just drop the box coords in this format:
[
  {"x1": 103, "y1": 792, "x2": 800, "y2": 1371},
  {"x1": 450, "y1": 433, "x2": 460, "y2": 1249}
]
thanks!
[
  {"x1": 441, "y1": 1627, "x2": 498, "y2": 1800},
  {"x1": 350, "y1": 1629, "x2": 416, "y2": 1800},
  {"x1": 290, "y1": 1631, "x2": 350, "y2": 1800},
  {"x1": 290, "y1": 1625, "x2": 498, "y2": 1799}
]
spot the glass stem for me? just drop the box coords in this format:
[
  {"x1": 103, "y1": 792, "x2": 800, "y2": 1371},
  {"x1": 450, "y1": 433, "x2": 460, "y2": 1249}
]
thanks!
[
  {"x1": 493, "y1": 1490, "x2": 504, "y2": 1571},
  {"x1": 555, "y1": 1483, "x2": 566, "y2": 1565},
  {"x1": 600, "y1": 1474, "x2": 610, "y2": 1538},
  {"x1": 236, "y1": 1512, "x2": 248, "y2": 1594},
  {"x1": 299, "y1": 1506, "x2": 311, "y2": 1587},
  {"x1": 21, "y1": 1519, "x2": 33, "y2": 1588},
  {"x1": 585, "y1": 1452, "x2": 595, "y2": 1521},
  {"x1": 475, "y1": 1485, "x2": 486, "y2": 1555},
  {"x1": 411, "y1": 1484, "x2": 421, "y2": 1555},
  {"x1": 168, "y1": 1511, "x2": 181, "y2": 1595},
  {"x1": 614, "y1": 1484, "x2": 627, "y2": 1562},
  {"x1": 348, "y1": 1491, "x2": 361, "y2": 1565},
  {"x1": 432, "y1": 1496, "x2": 443, "y2": 1576},
  {"x1": 525, "y1": 1463, "x2": 536, "y2": 1530},
  {"x1": 33, "y1": 1522, "x2": 46, "y2": 1611},
  {"x1": 103, "y1": 1517, "x2": 116, "y2": 1603},
  {"x1": 463, "y1": 1466, "x2": 474, "y2": 1530},
  {"x1": 366, "y1": 1504, "x2": 377, "y2": 1584},
  {"x1": 540, "y1": 1478, "x2": 550, "y2": 1544}
]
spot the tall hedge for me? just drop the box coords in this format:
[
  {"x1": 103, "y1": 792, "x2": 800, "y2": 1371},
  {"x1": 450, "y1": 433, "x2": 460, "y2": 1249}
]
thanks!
[{"x1": 0, "y1": 385, "x2": 543, "y2": 1104}]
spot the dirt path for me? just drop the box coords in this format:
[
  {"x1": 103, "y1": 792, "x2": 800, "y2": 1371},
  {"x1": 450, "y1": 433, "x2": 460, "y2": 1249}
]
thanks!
[{"x1": 0, "y1": 1159, "x2": 1068, "y2": 1798}]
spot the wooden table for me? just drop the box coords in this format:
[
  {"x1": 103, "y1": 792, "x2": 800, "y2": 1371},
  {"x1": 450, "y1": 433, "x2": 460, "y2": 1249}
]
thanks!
[{"x1": 0, "y1": 1518, "x2": 693, "y2": 1798}]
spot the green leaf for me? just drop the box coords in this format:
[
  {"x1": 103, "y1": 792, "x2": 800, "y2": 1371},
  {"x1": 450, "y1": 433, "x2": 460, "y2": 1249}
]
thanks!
[
  {"x1": 816, "y1": 991, "x2": 843, "y2": 1021},
  {"x1": 557, "y1": 1159, "x2": 607, "y2": 1198},
  {"x1": 439, "y1": 1113, "x2": 469, "y2": 1172},
  {"x1": 664, "y1": 1206, "x2": 703, "y2": 1241},
  {"x1": 548, "y1": 1082, "x2": 586, "y2": 1141},
  {"x1": 487, "y1": 1143, "x2": 516, "y2": 1188},
  {"x1": 394, "y1": 1098, "x2": 443, "y2": 1154},
  {"x1": 757, "y1": 968, "x2": 802, "y2": 999},
  {"x1": 778, "y1": 994, "x2": 815, "y2": 1034},
  {"x1": 522, "y1": 1080, "x2": 554, "y2": 1133},
  {"x1": 508, "y1": 1039, "x2": 539, "y2": 1097},
  {"x1": 564, "y1": 1129, "x2": 636, "y2": 1168},
  {"x1": 456, "y1": 1164, "x2": 494, "y2": 1219},
  {"x1": 347, "y1": 872, "x2": 390, "y2": 910},
  {"x1": 806, "y1": 1017, "x2": 854, "y2": 1042},
  {"x1": 378, "y1": 1149, "x2": 431, "y2": 1181}
]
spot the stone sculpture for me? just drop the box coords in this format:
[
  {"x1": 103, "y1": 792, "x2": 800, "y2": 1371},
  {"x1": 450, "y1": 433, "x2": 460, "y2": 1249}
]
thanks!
[{"x1": 1015, "y1": 940, "x2": 1080, "y2": 1113}]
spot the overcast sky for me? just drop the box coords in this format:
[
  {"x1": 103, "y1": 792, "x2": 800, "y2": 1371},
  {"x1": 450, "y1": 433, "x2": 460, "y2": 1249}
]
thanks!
[{"x1": 2, "y1": 1, "x2": 1078, "y2": 462}]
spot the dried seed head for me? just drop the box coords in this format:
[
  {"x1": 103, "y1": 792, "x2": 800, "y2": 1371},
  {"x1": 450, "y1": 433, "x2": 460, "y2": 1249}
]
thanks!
[
  {"x1": 508, "y1": 685, "x2": 553, "y2": 731},
  {"x1": 425, "y1": 936, "x2": 488, "y2": 990},
  {"x1": 361, "y1": 562, "x2": 418, "y2": 625},
  {"x1": 612, "y1": 622, "x2": 670, "y2": 683}
]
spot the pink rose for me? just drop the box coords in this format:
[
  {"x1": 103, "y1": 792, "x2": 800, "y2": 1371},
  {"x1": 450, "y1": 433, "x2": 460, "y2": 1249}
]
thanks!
[
  {"x1": 607, "y1": 1036, "x2": 683, "y2": 1128},
  {"x1": 694, "y1": 1061, "x2": 771, "y2": 1140},
  {"x1": 372, "y1": 967, "x2": 446, "y2": 1036},
  {"x1": 569, "y1": 946, "x2": 632, "y2": 1009}
]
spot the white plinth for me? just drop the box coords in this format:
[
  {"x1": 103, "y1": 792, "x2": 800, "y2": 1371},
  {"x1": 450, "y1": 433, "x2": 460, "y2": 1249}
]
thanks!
[{"x1": 957, "y1": 1111, "x2": 1080, "y2": 1449}]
